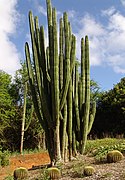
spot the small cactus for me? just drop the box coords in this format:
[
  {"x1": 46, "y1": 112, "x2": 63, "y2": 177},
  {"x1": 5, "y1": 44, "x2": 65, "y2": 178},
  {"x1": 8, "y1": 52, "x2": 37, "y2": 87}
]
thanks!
[
  {"x1": 47, "y1": 167, "x2": 61, "y2": 179},
  {"x1": 107, "y1": 150, "x2": 123, "y2": 163},
  {"x1": 84, "y1": 166, "x2": 95, "y2": 176},
  {"x1": 13, "y1": 167, "x2": 28, "y2": 180}
]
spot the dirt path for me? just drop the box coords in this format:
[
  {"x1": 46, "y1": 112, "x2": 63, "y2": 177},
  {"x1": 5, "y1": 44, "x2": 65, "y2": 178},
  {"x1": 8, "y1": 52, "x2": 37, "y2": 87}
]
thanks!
[{"x1": 0, "y1": 152, "x2": 50, "y2": 180}]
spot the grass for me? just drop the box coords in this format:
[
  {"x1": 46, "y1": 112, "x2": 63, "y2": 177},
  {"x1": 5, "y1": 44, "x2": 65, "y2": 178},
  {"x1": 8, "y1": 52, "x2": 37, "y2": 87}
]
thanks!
[
  {"x1": 100, "y1": 172, "x2": 113, "y2": 179},
  {"x1": 10, "y1": 148, "x2": 47, "y2": 157},
  {"x1": 4, "y1": 175, "x2": 13, "y2": 180}
]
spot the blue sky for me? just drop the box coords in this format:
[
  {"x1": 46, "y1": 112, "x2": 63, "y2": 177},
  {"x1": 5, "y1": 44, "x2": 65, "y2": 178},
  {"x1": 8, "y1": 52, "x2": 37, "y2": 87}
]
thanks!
[{"x1": 0, "y1": 0, "x2": 125, "y2": 91}]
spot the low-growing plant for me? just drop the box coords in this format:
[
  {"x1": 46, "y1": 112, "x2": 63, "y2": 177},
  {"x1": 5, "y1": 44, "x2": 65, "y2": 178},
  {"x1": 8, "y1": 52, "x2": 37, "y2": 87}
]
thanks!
[
  {"x1": 0, "y1": 150, "x2": 10, "y2": 167},
  {"x1": 85, "y1": 138, "x2": 125, "y2": 156},
  {"x1": 85, "y1": 139, "x2": 125, "y2": 162},
  {"x1": 4, "y1": 175, "x2": 13, "y2": 180},
  {"x1": 101, "y1": 172, "x2": 113, "y2": 178},
  {"x1": 107, "y1": 150, "x2": 123, "y2": 163}
]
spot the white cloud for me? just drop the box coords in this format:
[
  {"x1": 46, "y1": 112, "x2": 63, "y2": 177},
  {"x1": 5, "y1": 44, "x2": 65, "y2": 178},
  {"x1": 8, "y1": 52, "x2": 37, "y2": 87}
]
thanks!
[
  {"x1": 73, "y1": 7, "x2": 125, "y2": 74},
  {"x1": 0, "y1": 0, "x2": 20, "y2": 76},
  {"x1": 102, "y1": 6, "x2": 116, "y2": 16},
  {"x1": 38, "y1": 5, "x2": 47, "y2": 16},
  {"x1": 75, "y1": 13, "x2": 106, "y2": 66},
  {"x1": 79, "y1": 14, "x2": 106, "y2": 37},
  {"x1": 121, "y1": 0, "x2": 125, "y2": 7},
  {"x1": 67, "y1": 10, "x2": 76, "y2": 19}
]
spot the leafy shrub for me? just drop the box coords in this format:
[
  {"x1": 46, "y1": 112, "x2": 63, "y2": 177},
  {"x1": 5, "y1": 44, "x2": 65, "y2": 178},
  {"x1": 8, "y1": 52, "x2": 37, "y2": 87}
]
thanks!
[
  {"x1": 85, "y1": 138, "x2": 125, "y2": 154},
  {"x1": 92, "y1": 143, "x2": 125, "y2": 162},
  {"x1": 85, "y1": 138, "x2": 125, "y2": 162},
  {"x1": 0, "y1": 150, "x2": 10, "y2": 167}
]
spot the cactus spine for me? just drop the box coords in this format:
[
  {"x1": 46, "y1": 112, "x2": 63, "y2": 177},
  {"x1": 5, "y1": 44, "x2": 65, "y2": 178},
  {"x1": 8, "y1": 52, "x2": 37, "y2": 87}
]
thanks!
[{"x1": 25, "y1": 0, "x2": 96, "y2": 163}]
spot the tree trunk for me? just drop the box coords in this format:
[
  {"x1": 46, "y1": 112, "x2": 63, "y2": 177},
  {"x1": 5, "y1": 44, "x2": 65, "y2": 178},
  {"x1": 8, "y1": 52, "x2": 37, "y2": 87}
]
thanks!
[{"x1": 20, "y1": 82, "x2": 27, "y2": 154}]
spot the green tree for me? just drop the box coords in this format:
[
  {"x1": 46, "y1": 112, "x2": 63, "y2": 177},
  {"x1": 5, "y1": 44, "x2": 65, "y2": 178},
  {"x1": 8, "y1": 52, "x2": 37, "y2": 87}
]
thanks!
[
  {"x1": 92, "y1": 77, "x2": 125, "y2": 137},
  {"x1": 90, "y1": 79, "x2": 101, "y2": 102},
  {"x1": 13, "y1": 62, "x2": 44, "y2": 152},
  {"x1": 0, "y1": 70, "x2": 16, "y2": 149},
  {"x1": 0, "y1": 65, "x2": 44, "y2": 151}
]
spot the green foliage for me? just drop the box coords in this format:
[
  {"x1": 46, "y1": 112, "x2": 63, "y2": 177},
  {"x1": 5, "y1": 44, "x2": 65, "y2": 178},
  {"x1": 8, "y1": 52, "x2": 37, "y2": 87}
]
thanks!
[
  {"x1": 4, "y1": 175, "x2": 14, "y2": 180},
  {"x1": 90, "y1": 79, "x2": 101, "y2": 102},
  {"x1": 0, "y1": 70, "x2": 16, "y2": 143},
  {"x1": 13, "y1": 167, "x2": 28, "y2": 180},
  {"x1": 0, "y1": 70, "x2": 21, "y2": 151},
  {"x1": 0, "y1": 149, "x2": 10, "y2": 167},
  {"x1": 107, "y1": 150, "x2": 123, "y2": 163},
  {"x1": 1, "y1": 62, "x2": 45, "y2": 152},
  {"x1": 85, "y1": 138, "x2": 125, "y2": 162},
  {"x1": 84, "y1": 166, "x2": 95, "y2": 176},
  {"x1": 37, "y1": 167, "x2": 50, "y2": 180},
  {"x1": 93, "y1": 77, "x2": 125, "y2": 136}
]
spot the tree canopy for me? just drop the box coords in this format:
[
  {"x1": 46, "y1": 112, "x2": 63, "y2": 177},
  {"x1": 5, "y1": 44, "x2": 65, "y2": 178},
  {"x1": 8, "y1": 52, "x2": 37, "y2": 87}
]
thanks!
[{"x1": 92, "y1": 77, "x2": 125, "y2": 137}]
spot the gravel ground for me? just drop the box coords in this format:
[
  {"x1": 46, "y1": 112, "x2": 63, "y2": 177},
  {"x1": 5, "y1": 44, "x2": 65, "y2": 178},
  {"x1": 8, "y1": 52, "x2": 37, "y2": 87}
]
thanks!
[
  {"x1": 60, "y1": 155, "x2": 125, "y2": 180},
  {"x1": 28, "y1": 154, "x2": 125, "y2": 180}
]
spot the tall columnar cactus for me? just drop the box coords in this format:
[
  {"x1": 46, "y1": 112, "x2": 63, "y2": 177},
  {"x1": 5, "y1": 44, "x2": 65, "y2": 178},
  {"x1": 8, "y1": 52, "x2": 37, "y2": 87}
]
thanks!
[
  {"x1": 81, "y1": 36, "x2": 91, "y2": 154},
  {"x1": 73, "y1": 37, "x2": 96, "y2": 154},
  {"x1": 25, "y1": 0, "x2": 96, "y2": 163}
]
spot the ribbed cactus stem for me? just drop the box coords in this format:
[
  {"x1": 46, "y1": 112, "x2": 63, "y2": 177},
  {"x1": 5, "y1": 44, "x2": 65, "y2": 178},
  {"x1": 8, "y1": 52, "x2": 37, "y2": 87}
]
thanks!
[
  {"x1": 67, "y1": 78, "x2": 73, "y2": 160},
  {"x1": 51, "y1": 8, "x2": 59, "y2": 122},
  {"x1": 81, "y1": 38, "x2": 85, "y2": 106},
  {"x1": 87, "y1": 101, "x2": 96, "y2": 135},
  {"x1": 25, "y1": 43, "x2": 43, "y2": 126},
  {"x1": 46, "y1": 0, "x2": 53, "y2": 72},
  {"x1": 39, "y1": 26, "x2": 47, "y2": 77},
  {"x1": 60, "y1": 12, "x2": 70, "y2": 111},
  {"x1": 74, "y1": 62, "x2": 80, "y2": 133},
  {"x1": 46, "y1": 0, "x2": 52, "y2": 27},
  {"x1": 34, "y1": 16, "x2": 41, "y2": 58},
  {"x1": 29, "y1": 12, "x2": 42, "y2": 98},
  {"x1": 61, "y1": 103, "x2": 67, "y2": 159},
  {"x1": 72, "y1": 129, "x2": 77, "y2": 156},
  {"x1": 59, "y1": 18, "x2": 64, "y2": 91},
  {"x1": 60, "y1": 31, "x2": 75, "y2": 111},
  {"x1": 68, "y1": 22, "x2": 72, "y2": 53},
  {"x1": 81, "y1": 35, "x2": 90, "y2": 154},
  {"x1": 24, "y1": 104, "x2": 34, "y2": 131},
  {"x1": 52, "y1": 7, "x2": 61, "y2": 160},
  {"x1": 46, "y1": 46, "x2": 50, "y2": 71}
]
